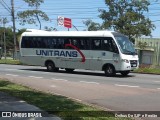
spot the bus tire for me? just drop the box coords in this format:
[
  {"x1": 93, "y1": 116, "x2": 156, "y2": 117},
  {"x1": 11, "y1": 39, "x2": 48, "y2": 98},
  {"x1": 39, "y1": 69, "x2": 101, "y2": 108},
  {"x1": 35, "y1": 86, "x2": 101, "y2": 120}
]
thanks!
[
  {"x1": 65, "y1": 68, "x2": 74, "y2": 73},
  {"x1": 46, "y1": 62, "x2": 58, "y2": 72},
  {"x1": 120, "y1": 71, "x2": 130, "y2": 76},
  {"x1": 104, "y1": 65, "x2": 115, "y2": 77}
]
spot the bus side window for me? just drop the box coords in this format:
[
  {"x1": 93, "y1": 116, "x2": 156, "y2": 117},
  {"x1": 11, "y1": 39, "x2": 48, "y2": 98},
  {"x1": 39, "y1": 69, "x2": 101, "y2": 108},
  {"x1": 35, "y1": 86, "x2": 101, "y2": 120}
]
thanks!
[
  {"x1": 102, "y1": 39, "x2": 110, "y2": 51},
  {"x1": 30, "y1": 37, "x2": 38, "y2": 48},
  {"x1": 78, "y1": 38, "x2": 90, "y2": 50},
  {"x1": 21, "y1": 37, "x2": 27, "y2": 48},
  {"x1": 91, "y1": 39, "x2": 101, "y2": 50},
  {"x1": 71, "y1": 38, "x2": 79, "y2": 48},
  {"x1": 21, "y1": 37, "x2": 32, "y2": 48},
  {"x1": 57, "y1": 38, "x2": 64, "y2": 49},
  {"x1": 108, "y1": 39, "x2": 119, "y2": 53},
  {"x1": 40, "y1": 37, "x2": 47, "y2": 48},
  {"x1": 64, "y1": 38, "x2": 72, "y2": 49},
  {"x1": 79, "y1": 39, "x2": 85, "y2": 50},
  {"x1": 48, "y1": 38, "x2": 56, "y2": 49}
]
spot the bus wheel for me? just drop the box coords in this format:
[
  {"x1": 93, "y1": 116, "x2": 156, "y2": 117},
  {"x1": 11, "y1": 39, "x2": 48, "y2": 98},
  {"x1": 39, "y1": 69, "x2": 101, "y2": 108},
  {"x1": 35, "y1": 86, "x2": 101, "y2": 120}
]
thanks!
[
  {"x1": 120, "y1": 71, "x2": 130, "y2": 76},
  {"x1": 104, "y1": 65, "x2": 115, "y2": 77},
  {"x1": 65, "y1": 68, "x2": 74, "y2": 73},
  {"x1": 46, "y1": 62, "x2": 58, "y2": 72}
]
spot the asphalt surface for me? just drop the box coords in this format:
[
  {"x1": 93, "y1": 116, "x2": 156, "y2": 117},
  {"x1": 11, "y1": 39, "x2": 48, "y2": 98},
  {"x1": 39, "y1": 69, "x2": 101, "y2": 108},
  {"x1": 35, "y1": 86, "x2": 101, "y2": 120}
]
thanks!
[
  {"x1": 0, "y1": 64, "x2": 160, "y2": 119},
  {"x1": 0, "y1": 91, "x2": 61, "y2": 120}
]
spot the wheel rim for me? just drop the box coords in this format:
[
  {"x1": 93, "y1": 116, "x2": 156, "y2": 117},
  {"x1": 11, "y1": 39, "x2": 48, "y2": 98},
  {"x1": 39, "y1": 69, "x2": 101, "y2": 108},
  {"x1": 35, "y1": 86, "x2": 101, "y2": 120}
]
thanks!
[
  {"x1": 47, "y1": 63, "x2": 53, "y2": 71},
  {"x1": 107, "y1": 66, "x2": 113, "y2": 74},
  {"x1": 48, "y1": 65, "x2": 52, "y2": 70}
]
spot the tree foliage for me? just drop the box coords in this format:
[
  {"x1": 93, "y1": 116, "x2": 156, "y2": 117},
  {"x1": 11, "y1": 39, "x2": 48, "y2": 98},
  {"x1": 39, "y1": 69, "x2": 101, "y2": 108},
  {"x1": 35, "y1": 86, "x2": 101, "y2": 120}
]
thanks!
[
  {"x1": 136, "y1": 41, "x2": 147, "y2": 50},
  {"x1": 98, "y1": 0, "x2": 155, "y2": 42},
  {"x1": 0, "y1": 27, "x2": 26, "y2": 50},
  {"x1": 44, "y1": 26, "x2": 57, "y2": 31},
  {"x1": 83, "y1": 20, "x2": 102, "y2": 31},
  {"x1": 17, "y1": 0, "x2": 49, "y2": 30},
  {"x1": 0, "y1": 27, "x2": 14, "y2": 50}
]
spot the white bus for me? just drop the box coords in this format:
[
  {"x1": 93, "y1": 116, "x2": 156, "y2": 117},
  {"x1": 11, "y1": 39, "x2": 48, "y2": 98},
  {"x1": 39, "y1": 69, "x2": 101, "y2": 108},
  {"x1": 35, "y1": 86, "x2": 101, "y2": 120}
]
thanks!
[{"x1": 20, "y1": 29, "x2": 139, "y2": 76}]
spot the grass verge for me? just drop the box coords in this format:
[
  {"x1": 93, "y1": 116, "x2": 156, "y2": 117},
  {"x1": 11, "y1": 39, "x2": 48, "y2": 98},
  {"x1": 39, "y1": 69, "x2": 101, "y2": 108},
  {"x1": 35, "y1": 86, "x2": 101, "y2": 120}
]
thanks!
[
  {"x1": 0, "y1": 80, "x2": 130, "y2": 120},
  {"x1": 134, "y1": 67, "x2": 160, "y2": 74},
  {"x1": 0, "y1": 59, "x2": 21, "y2": 65}
]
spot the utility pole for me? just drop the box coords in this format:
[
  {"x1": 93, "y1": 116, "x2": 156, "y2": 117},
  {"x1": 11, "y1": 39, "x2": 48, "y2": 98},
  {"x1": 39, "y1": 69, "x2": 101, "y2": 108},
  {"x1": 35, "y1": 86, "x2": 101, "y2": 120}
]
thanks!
[
  {"x1": 11, "y1": 0, "x2": 17, "y2": 59},
  {"x1": 3, "y1": 18, "x2": 6, "y2": 62}
]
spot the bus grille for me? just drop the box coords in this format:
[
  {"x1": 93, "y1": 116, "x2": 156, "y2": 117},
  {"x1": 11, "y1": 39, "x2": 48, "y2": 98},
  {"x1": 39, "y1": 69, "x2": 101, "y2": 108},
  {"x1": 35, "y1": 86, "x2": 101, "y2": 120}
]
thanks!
[{"x1": 130, "y1": 60, "x2": 137, "y2": 67}]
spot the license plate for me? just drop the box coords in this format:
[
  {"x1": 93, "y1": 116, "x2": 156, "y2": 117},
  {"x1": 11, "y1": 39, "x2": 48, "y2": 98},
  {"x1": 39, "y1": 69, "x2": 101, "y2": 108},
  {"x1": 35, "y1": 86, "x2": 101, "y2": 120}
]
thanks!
[{"x1": 132, "y1": 64, "x2": 136, "y2": 67}]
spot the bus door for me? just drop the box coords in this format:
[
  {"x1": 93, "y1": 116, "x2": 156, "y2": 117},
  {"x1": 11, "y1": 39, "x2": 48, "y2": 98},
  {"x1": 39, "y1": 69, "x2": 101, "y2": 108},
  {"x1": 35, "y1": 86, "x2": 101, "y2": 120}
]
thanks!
[
  {"x1": 64, "y1": 38, "x2": 90, "y2": 69},
  {"x1": 101, "y1": 38, "x2": 120, "y2": 69},
  {"x1": 54, "y1": 38, "x2": 66, "y2": 68},
  {"x1": 89, "y1": 38, "x2": 120, "y2": 70},
  {"x1": 89, "y1": 38, "x2": 103, "y2": 70}
]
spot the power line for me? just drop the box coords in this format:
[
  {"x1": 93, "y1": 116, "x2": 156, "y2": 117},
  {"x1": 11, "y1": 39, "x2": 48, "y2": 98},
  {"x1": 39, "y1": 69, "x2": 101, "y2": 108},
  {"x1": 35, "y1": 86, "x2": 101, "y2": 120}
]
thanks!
[
  {"x1": 1, "y1": 0, "x2": 11, "y2": 11},
  {"x1": 0, "y1": 0, "x2": 11, "y2": 13}
]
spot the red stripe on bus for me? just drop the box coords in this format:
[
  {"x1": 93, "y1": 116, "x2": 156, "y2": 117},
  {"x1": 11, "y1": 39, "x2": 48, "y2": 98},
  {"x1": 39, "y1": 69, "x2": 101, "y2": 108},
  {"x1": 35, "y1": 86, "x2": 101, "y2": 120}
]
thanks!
[{"x1": 65, "y1": 44, "x2": 86, "y2": 62}]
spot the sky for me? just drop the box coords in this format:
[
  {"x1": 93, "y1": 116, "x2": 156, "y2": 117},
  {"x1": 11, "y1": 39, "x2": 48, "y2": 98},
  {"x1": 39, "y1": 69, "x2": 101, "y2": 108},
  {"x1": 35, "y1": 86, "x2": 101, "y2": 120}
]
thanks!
[{"x1": 0, "y1": 0, "x2": 160, "y2": 38}]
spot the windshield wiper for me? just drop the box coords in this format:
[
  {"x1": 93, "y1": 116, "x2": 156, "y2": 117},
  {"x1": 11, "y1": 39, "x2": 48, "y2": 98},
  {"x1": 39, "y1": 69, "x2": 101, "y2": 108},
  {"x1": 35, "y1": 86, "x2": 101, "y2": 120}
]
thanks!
[{"x1": 123, "y1": 50, "x2": 136, "y2": 55}]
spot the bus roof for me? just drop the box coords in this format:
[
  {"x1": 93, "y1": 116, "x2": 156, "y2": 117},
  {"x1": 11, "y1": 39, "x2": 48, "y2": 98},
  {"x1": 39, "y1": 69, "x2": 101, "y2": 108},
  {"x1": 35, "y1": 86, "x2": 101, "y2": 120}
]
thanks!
[{"x1": 22, "y1": 29, "x2": 117, "y2": 37}]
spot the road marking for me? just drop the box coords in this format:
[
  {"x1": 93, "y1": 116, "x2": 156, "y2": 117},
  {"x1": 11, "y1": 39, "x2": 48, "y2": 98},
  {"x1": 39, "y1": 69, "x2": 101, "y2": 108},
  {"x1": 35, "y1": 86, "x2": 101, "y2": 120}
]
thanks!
[
  {"x1": 28, "y1": 76, "x2": 43, "y2": 79},
  {"x1": 5, "y1": 69, "x2": 18, "y2": 71},
  {"x1": 50, "y1": 85, "x2": 56, "y2": 88},
  {"x1": 6, "y1": 74, "x2": 19, "y2": 77},
  {"x1": 52, "y1": 78, "x2": 68, "y2": 82},
  {"x1": 80, "y1": 81, "x2": 99, "y2": 85},
  {"x1": 154, "y1": 81, "x2": 160, "y2": 83},
  {"x1": 115, "y1": 84, "x2": 139, "y2": 88},
  {"x1": 157, "y1": 88, "x2": 160, "y2": 90}
]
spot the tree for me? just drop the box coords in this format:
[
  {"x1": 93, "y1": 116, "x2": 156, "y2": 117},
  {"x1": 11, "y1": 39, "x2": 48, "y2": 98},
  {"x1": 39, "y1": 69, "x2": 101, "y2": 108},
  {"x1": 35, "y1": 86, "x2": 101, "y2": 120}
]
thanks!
[
  {"x1": 16, "y1": 29, "x2": 26, "y2": 42},
  {"x1": 17, "y1": 0, "x2": 49, "y2": 30},
  {"x1": 44, "y1": 26, "x2": 57, "y2": 31},
  {"x1": 136, "y1": 41, "x2": 147, "y2": 50},
  {"x1": 0, "y1": 27, "x2": 14, "y2": 50},
  {"x1": 97, "y1": 0, "x2": 155, "y2": 42},
  {"x1": 83, "y1": 20, "x2": 102, "y2": 31}
]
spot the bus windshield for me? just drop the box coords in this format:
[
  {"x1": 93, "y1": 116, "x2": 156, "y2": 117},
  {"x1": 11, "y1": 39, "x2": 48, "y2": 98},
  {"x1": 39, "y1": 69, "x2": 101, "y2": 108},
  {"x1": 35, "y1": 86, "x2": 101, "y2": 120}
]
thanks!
[{"x1": 113, "y1": 33, "x2": 137, "y2": 55}]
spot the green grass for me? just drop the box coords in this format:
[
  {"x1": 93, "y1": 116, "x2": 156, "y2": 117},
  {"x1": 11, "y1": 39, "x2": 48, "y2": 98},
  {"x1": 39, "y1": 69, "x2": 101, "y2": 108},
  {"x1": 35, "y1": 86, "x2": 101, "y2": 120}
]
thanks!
[
  {"x1": 0, "y1": 59, "x2": 21, "y2": 65},
  {"x1": 134, "y1": 67, "x2": 160, "y2": 74},
  {"x1": 0, "y1": 80, "x2": 130, "y2": 120}
]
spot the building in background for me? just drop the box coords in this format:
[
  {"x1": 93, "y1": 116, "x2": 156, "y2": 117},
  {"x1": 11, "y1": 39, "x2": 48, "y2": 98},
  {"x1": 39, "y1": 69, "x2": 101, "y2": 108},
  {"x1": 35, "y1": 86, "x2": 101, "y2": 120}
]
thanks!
[{"x1": 135, "y1": 38, "x2": 160, "y2": 66}]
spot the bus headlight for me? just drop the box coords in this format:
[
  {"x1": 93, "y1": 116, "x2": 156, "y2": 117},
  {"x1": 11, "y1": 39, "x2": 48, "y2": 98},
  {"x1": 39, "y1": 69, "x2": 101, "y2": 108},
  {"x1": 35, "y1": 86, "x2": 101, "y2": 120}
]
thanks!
[{"x1": 122, "y1": 59, "x2": 129, "y2": 63}]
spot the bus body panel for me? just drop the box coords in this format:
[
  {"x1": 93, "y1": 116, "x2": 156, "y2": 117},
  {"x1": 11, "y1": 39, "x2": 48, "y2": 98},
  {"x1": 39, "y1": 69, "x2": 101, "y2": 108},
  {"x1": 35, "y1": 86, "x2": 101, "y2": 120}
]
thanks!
[{"x1": 19, "y1": 30, "x2": 139, "y2": 76}]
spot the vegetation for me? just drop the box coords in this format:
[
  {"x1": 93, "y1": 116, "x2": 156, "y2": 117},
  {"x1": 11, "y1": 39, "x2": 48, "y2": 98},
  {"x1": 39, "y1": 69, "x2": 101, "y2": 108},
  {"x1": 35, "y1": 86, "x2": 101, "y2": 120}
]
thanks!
[
  {"x1": 0, "y1": 27, "x2": 26, "y2": 50},
  {"x1": 136, "y1": 41, "x2": 148, "y2": 50},
  {"x1": 134, "y1": 66, "x2": 160, "y2": 74},
  {"x1": 17, "y1": 0, "x2": 49, "y2": 30},
  {"x1": 84, "y1": 0, "x2": 155, "y2": 42},
  {"x1": 0, "y1": 59, "x2": 21, "y2": 65},
  {"x1": 0, "y1": 27, "x2": 14, "y2": 50},
  {"x1": 83, "y1": 20, "x2": 102, "y2": 31},
  {"x1": 0, "y1": 80, "x2": 130, "y2": 120}
]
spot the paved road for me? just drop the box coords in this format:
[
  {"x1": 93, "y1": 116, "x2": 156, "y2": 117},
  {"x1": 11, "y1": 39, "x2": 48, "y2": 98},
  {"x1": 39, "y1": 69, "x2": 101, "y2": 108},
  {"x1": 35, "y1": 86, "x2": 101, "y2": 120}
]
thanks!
[{"x1": 0, "y1": 64, "x2": 160, "y2": 113}]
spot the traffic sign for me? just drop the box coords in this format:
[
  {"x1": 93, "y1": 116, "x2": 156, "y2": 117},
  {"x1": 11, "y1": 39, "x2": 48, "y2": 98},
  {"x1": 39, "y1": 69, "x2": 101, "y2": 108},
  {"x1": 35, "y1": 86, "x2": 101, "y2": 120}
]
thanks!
[
  {"x1": 57, "y1": 16, "x2": 72, "y2": 28},
  {"x1": 57, "y1": 16, "x2": 64, "y2": 26},
  {"x1": 64, "y1": 18, "x2": 72, "y2": 28}
]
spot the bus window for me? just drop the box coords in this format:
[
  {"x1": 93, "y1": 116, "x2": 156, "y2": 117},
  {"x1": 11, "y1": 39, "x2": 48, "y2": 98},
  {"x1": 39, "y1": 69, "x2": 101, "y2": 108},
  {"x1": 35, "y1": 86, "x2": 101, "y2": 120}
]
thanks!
[
  {"x1": 22, "y1": 37, "x2": 34, "y2": 48},
  {"x1": 91, "y1": 39, "x2": 101, "y2": 50},
  {"x1": 102, "y1": 39, "x2": 110, "y2": 51},
  {"x1": 57, "y1": 38, "x2": 64, "y2": 49},
  {"x1": 79, "y1": 38, "x2": 90, "y2": 50},
  {"x1": 21, "y1": 37, "x2": 27, "y2": 48},
  {"x1": 101, "y1": 38, "x2": 118, "y2": 53},
  {"x1": 79, "y1": 39, "x2": 85, "y2": 49},
  {"x1": 47, "y1": 37, "x2": 56, "y2": 49}
]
